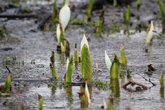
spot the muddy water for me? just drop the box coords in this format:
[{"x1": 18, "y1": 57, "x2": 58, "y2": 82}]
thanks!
[{"x1": 0, "y1": 0, "x2": 165, "y2": 110}]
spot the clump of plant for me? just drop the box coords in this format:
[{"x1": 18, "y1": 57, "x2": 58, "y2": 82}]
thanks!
[
  {"x1": 20, "y1": 8, "x2": 32, "y2": 13},
  {"x1": 50, "y1": 51, "x2": 58, "y2": 79},
  {"x1": 113, "y1": 0, "x2": 117, "y2": 7},
  {"x1": 120, "y1": 44, "x2": 127, "y2": 64},
  {"x1": 38, "y1": 94, "x2": 43, "y2": 110},
  {"x1": 146, "y1": 21, "x2": 154, "y2": 44},
  {"x1": 159, "y1": 71, "x2": 164, "y2": 87},
  {"x1": 157, "y1": 0, "x2": 165, "y2": 33},
  {"x1": 96, "y1": 6, "x2": 105, "y2": 35},
  {"x1": 86, "y1": 0, "x2": 94, "y2": 21},
  {"x1": 123, "y1": 5, "x2": 131, "y2": 23},
  {"x1": 52, "y1": 0, "x2": 58, "y2": 23},
  {"x1": 81, "y1": 34, "x2": 92, "y2": 80},
  {"x1": 65, "y1": 55, "x2": 74, "y2": 82}
]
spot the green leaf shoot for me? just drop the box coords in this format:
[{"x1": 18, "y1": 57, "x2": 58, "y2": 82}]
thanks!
[
  {"x1": 110, "y1": 54, "x2": 120, "y2": 79},
  {"x1": 50, "y1": 51, "x2": 58, "y2": 79},
  {"x1": 157, "y1": 0, "x2": 165, "y2": 21},
  {"x1": 86, "y1": 0, "x2": 94, "y2": 21},
  {"x1": 66, "y1": 55, "x2": 74, "y2": 82},
  {"x1": 74, "y1": 44, "x2": 79, "y2": 62},
  {"x1": 38, "y1": 94, "x2": 43, "y2": 110},
  {"x1": 81, "y1": 44, "x2": 92, "y2": 79},
  {"x1": 113, "y1": 0, "x2": 117, "y2": 7}
]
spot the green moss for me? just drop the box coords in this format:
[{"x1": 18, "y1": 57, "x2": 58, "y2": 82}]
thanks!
[{"x1": 20, "y1": 8, "x2": 32, "y2": 13}]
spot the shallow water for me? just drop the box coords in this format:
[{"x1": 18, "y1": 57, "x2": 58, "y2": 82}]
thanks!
[{"x1": 0, "y1": 0, "x2": 165, "y2": 110}]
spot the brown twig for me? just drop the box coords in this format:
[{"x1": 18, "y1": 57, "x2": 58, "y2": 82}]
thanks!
[
  {"x1": 5, "y1": 66, "x2": 11, "y2": 74},
  {"x1": 123, "y1": 80, "x2": 148, "y2": 90},
  {"x1": 153, "y1": 30, "x2": 165, "y2": 38},
  {"x1": 136, "y1": 73, "x2": 156, "y2": 86}
]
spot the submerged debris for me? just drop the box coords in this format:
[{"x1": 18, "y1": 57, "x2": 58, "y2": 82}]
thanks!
[{"x1": 123, "y1": 80, "x2": 148, "y2": 92}]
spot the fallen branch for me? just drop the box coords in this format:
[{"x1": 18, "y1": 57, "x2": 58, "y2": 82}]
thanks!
[
  {"x1": 153, "y1": 30, "x2": 165, "y2": 38},
  {"x1": 136, "y1": 72, "x2": 156, "y2": 86},
  {"x1": 123, "y1": 80, "x2": 148, "y2": 90}
]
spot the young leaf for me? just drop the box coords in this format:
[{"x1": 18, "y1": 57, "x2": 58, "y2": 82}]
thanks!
[
  {"x1": 66, "y1": 55, "x2": 74, "y2": 82},
  {"x1": 159, "y1": 71, "x2": 164, "y2": 87},
  {"x1": 52, "y1": 0, "x2": 58, "y2": 22},
  {"x1": 4, "y1": 73, "x2": 12, "y2": 92},
  {"x1": 59, "y1": 26, "x2": 65, "y2": 46},
  {"x1": 50, "y1": 51, "x2": 58, "y2": 79},
  {"x1": 74, "y1": 44, "x2": 79, "y2": 62},
  {"x1": 61, "y1": 42, "x2": 65, "y2": 52},
  {"x1": 56, "y1": 24, "x2": 60, "y2": 43},
  {"x1": 86, "y1": 0, "x2": 94, "y2": 21},
  {"x1": 38, "y1": 94, "x2": 43, "y2": 110},
  {"x1": 136, "y1": 0, "x2": 141, "y2": 10},
  {"x1": 113, "y1": 0, "x2": 117, "y2": 7},
  {"x1": 157, "y1": 0, "x2": 165, "y2": 21},
  {"x1": 120, "y1": 44, "x2": 127, "y2": 64},
  {"x1": 146, "y1": 21, "x2": 154, "y2": 44},
  {"x1": 81, "y1": 33, "x2": 89, "y2": 51},
  {"x1": 105, "y1": 50, "x2": 111, "y2": 72},
  {"x1": 59, "y1": 1, "x2": 71, "y2": 31},
  {"x1": 110, "y1": 54, "x2": 120, "y2": 79},
  {"x1": 81, "y1": 44, "x2": 92, "y2": 79}
]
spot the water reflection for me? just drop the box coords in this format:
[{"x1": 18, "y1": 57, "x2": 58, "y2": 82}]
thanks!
[
  {"x1": 110, "y1": 79, "x2": 120, "y2": 97},
  {"x1": 51, "y1": 86, "x2": 57, "y2": 95},
  {"x1": 57, "y1": 52, "x2": 66, "y2": 65},
  {"x1": 124, "y1": 24, "x2": 130, "y2": 37},
  {"x1": 78, "y1": 85, "x2": 92, "y2": 108},
  {"x1": 120, "y1": 64, "x2": 127, "y2": 84},
  {"x1": 160, "y1": 87, "x2": 164, "y2": 99},
  {"x1": 65, "y1": 86, "x2": 73, "y2": 107},
  {"x1": 162, "y1": 21, "x2": 165, "y2": 34}
]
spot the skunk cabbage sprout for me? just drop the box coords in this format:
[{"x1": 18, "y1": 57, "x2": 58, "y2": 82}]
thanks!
[
  {"x1": 146, "y1": 21, "x2": 154, "y2": 44},
  {"x1": 105, "y1": 50, "x2": 112, "y2": 72},
  {"x1": 56, "y1": 24, "x2": 60, "y2": 43},
  {"x1": 59, "y1": 0, "x2": 71, "y2": 31}
]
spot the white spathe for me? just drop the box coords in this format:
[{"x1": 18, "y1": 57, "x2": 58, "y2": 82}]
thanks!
[
  {"x1": 59, "y1": 2, "x2": 71, "y2": 31},
  {"x1": 103, "y1": 97, "x2": 107, "y2": 110},
  {"x1": 66, "y1": 58, "x2": 69, "y2": 70},
  {"x1": 146, "y1": 21, "x2": 154, "y2": 43},
  {"x1": 61, "y1": 42, "x2": 65, "y2": 52},
  {"x1": 85, "y1": 82, "x2": 90, "y2": 104},
  {"x1": 105, "y1": 50, "x2": 111, "y2": 72},
  {"x1": 81, "y1": 33, "x2": 89, "y2": 51},
  {"x1": 56, "y1": 24, "x2": 60, "y2": 43}
]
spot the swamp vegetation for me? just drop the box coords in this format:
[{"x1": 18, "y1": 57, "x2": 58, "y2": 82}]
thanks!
[{"x1": 0, "y1": 0, "x2": 165, "y2": 110}]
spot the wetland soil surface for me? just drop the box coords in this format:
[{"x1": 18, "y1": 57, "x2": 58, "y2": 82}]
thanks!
[{"x1": 0, "y1": 0, "x2": 165, "y2": 110}]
